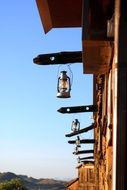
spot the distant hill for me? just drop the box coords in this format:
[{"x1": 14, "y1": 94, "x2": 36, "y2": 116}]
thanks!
[{"x1": 0, "y1": 172, "x2": 68, "y2": 190}]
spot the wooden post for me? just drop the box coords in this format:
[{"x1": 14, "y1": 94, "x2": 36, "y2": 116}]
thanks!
[{"x1": 115, "y1": 0, "x2": 127, "y2": 189}]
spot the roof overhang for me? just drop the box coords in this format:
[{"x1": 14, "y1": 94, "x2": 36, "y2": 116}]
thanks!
[
  {"x1": 36, "y1": 0, "x2": 82, "y2": 33},
  {"x1": 66, "y1": 178, "x2": 79, "y2": 187},
  {"x1": 35, "y1": 0, "x2": 114, "y2": 74}
]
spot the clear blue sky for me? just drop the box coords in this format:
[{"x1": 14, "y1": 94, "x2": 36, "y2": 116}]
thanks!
[{"x1": 0, "y1": 0, "x2": 93, "y2": 180}]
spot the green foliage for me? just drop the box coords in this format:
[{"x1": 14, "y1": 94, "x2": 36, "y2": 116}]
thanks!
[{"x1": 0, "y1": 178, "x2": 28, "y2": 190}]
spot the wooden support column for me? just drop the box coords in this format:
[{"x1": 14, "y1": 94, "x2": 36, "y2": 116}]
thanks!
[{"x1": 116, "y1": 0, "x2": 127, "y2": 189}]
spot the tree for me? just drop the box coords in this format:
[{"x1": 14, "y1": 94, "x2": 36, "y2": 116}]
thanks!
[{"x1": 0, "y1": 178, "x2": 28, "y2": 190}]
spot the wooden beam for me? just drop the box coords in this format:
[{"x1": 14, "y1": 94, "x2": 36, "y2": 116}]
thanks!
[
  {"x1": 82, "y1": 0, "x2": 114, "y2": 40},
  {"x1": 82, "y1": 0, "x2": 90, "y2": 40},
  {"x1": 36, "y1": 0, "x2": 82, "y2": 33},
  {"x1": 33, "y1": 51, "x2": 82, "y2": 65},
  {"x1": 82, "y1": 40, "x2": 113, "y2": 74},
  {"x1": 36, "y1": 0, "x2": 52, "y2": 33}
]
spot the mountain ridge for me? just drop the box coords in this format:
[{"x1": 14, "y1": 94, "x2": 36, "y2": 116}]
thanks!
[{"x1": 0, "y1": 172, "x2": 68, "y2": 190}]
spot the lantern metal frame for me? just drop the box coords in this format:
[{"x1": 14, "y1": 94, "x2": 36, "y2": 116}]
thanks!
[
  {"x1": 76, "y1": 136, "x2": 81, "y2": 147},
  {"x1": 56, "y1": 70, "x2": 71, "y2": 98},
  {"x1": 71, "y1": 119, "x2": 80, "y2": 132}
]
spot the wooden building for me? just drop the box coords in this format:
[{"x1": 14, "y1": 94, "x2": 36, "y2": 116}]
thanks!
[
  {"x1": 34, "y1": 0, "x2": 127, "y2": 190},
  {"x1": 67, "y1": 162, "x2": 95, "y2": 190},
  {"x1": 66, "y1": 178, "x2": 79, "y2": 190},
  {"x1": 77, "y1": 162, "x2": 95, "y2": 190}
]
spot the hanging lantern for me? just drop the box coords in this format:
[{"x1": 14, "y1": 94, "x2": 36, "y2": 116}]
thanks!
[
  {"x1": 71, "y1": 119, "x2": 80, "y2": 132},
  {"x1": 75, "y1": 146, "x2": 79, "y2": 152},
  {"x1": 77, "y1": 156, "x2": 80, "y2": 163},
  {"x1": 73, "y1": 146, "x2": 79, "y2": 155},
  {"x1": 57, "y1": 70, "x2": 71, "y2": 98},
  {"x1": 76, "y1": 136, "x2": 81, "y2": 148}
]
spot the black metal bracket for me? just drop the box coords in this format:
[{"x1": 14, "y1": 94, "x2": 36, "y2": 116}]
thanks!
[
  {"x1": 33, "y1": 51, "x2": 82, "y2": 65},
  {"x1": 65, "y1": 123, "x2": 96, "y2": 137},
  {"x1": 79, "y1": 156, "x2": 94, "y2": 161},
  {"x1": 73, "y1": 150, "x2": 94, "y2": 155},
  {"x1": 57, "y1": 105, "x2": 98, "y2": 114},
  {"x1": 68, "y1": 139, "x2": 95, "y2": 144}
]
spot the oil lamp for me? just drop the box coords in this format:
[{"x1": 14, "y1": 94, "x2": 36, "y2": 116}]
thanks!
[
  {"x1": 57, "y1": 70, "x2": 71, "y2": 98},
  {"x1": 77, "y1": 156, "x2": 80, "y2": 163},
  {"x1": 76, "y1": 136, "x2": 81, "y2": 147},
  {"x1": 71, "y1": 119, "x2": 80, "y2": 132},
  {"x1": 73, "y1": 146, "x2": 79, "y2": 155}
]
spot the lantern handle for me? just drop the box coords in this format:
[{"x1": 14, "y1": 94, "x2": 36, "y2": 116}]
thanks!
[
  {"x1": 57, "y1": 76, "x2": 60, "y2": 92},
  {"x1": 67, "y1": 64, "x2": 73, "y2": 87}
]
